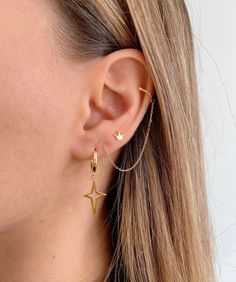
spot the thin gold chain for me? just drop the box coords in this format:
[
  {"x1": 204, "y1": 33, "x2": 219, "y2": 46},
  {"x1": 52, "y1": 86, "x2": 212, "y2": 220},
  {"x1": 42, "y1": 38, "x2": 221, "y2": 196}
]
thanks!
[{"x1": 103, "y1": 87, "x2": 155, "y2": 172}]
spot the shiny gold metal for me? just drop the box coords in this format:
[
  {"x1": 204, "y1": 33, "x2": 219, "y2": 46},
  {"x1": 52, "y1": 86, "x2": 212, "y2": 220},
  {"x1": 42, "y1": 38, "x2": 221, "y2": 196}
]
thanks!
[
  {"x1": 104, "y1": 87, "x2": 155, "y2": 172},
  {"x1": 113, "y1": 131, "x2": 124, "y2": 141},
  {"x1": 90, "y1": 149, "x2": 97, "y2": 173},
  {"x1": 83, "y1": 149, "x2": 107, "y2": 216}
]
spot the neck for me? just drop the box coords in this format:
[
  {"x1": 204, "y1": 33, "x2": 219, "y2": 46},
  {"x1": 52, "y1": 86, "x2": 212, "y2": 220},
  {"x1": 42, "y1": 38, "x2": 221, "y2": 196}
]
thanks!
[{"x1": 0, "y1": 194, "x2": 112, "y2": 281}]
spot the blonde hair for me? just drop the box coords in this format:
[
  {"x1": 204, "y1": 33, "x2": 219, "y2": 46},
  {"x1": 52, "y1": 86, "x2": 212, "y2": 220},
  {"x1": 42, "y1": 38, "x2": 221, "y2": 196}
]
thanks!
[{"x1": 54, "y1": 0, "x2": 215, "y2": 281}]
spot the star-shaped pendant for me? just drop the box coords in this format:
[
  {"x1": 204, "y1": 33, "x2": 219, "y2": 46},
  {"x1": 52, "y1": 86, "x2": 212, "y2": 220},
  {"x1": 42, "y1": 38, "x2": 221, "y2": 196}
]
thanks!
[{"x1": 83, "y1": 180, "x2": 107, "y2": 216}]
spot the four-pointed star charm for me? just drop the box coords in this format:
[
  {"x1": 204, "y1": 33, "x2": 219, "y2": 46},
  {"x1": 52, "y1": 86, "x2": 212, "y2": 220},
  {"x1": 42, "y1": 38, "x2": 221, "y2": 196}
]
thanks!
[{"x1": 83, "y1": 180, "x2": 107, "y2": 216}]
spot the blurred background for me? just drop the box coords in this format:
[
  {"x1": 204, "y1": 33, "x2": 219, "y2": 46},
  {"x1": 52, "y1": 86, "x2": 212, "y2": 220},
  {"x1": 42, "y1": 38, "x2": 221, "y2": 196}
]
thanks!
[{"x1": 187, "y1": 0, "x2": 236, "y2": 281}]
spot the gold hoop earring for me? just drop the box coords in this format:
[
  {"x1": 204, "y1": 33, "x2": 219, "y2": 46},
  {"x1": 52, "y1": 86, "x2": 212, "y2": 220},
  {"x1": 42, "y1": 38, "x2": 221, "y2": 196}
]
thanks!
[
  {"x1": 83, "y1": 149, "x2": 107, "y2": 216},
  {"x1": 103, "y1": 87, "x2": 155, "y2": 172}
]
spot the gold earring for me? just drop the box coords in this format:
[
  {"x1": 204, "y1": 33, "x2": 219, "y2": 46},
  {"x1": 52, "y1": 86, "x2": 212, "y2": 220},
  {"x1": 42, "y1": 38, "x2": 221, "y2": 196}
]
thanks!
[
  {"x1": 104, "y1": 87, "x2": 155, "y2": 172},
  {"x1": 83, "y1": 149, "x2": 107, "y2": 216},
  {"x1": 113, "y1": 131, "x2": 124, "y2": 141}
]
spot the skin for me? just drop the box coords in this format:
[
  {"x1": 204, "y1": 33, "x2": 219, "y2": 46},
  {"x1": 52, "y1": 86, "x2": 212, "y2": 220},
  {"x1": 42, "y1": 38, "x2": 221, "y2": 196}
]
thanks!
[{"x1": 0, "y1": 0, "x2": 154, "y2": 281}]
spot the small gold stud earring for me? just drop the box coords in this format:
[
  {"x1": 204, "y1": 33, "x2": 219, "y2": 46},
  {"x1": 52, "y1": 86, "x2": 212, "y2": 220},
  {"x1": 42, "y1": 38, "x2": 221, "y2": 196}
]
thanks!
[{"x1": 113, "y1": 131, "x2": 124, "y2": 141}]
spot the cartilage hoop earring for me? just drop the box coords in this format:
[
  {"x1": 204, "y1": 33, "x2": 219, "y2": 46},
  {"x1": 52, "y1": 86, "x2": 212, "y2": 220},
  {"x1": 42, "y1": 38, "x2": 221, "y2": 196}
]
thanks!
[
  {"x1": 83, "y1": 149, "x2": 107, "y2": 216},
  {"x1": 103, "y1": 87, "x2": 155, "y2": 172}
]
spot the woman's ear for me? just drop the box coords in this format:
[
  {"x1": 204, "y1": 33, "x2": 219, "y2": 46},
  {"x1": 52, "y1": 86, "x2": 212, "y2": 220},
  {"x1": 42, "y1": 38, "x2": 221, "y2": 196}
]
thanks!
[{"x1": 71, "y1": 48, "x2": 155, "y2": 160}]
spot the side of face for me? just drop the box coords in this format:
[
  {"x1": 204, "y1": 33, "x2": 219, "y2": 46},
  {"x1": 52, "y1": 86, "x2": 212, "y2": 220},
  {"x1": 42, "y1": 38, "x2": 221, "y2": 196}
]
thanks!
[
  {"x1": 0, "y1": 0, "x2": 154, "y2": 231},
  {"x1": 0, "y1": 0, "x2": 91, "y2": 230}
]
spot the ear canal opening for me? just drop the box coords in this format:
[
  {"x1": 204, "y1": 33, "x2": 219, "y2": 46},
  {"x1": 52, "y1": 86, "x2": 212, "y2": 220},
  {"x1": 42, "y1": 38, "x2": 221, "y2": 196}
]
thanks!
[{"x1": 83, "y1": 85, "x2": 129, "y2": 131}]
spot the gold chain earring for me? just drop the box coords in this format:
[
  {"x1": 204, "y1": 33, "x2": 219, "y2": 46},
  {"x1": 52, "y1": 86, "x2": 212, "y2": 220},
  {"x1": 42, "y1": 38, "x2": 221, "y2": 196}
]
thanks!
[
  {"x1": 83, "y1": 149, "x2": 107, "y2": 216},
  {"x1": 103, "y1": 87, "x2": 155, "y2": 172}
]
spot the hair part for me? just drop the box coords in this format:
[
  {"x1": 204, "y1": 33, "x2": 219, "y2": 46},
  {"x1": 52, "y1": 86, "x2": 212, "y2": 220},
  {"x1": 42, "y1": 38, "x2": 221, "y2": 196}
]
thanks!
[{"x1": 53, "y1": 0, "x2": 215, "y2": 281}]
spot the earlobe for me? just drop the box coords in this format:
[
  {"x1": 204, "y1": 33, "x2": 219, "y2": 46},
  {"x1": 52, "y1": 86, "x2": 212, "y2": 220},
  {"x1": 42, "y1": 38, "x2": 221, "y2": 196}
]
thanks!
[{"x1": 71, "y1": 48, "x2": 154, "y2": 161}]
